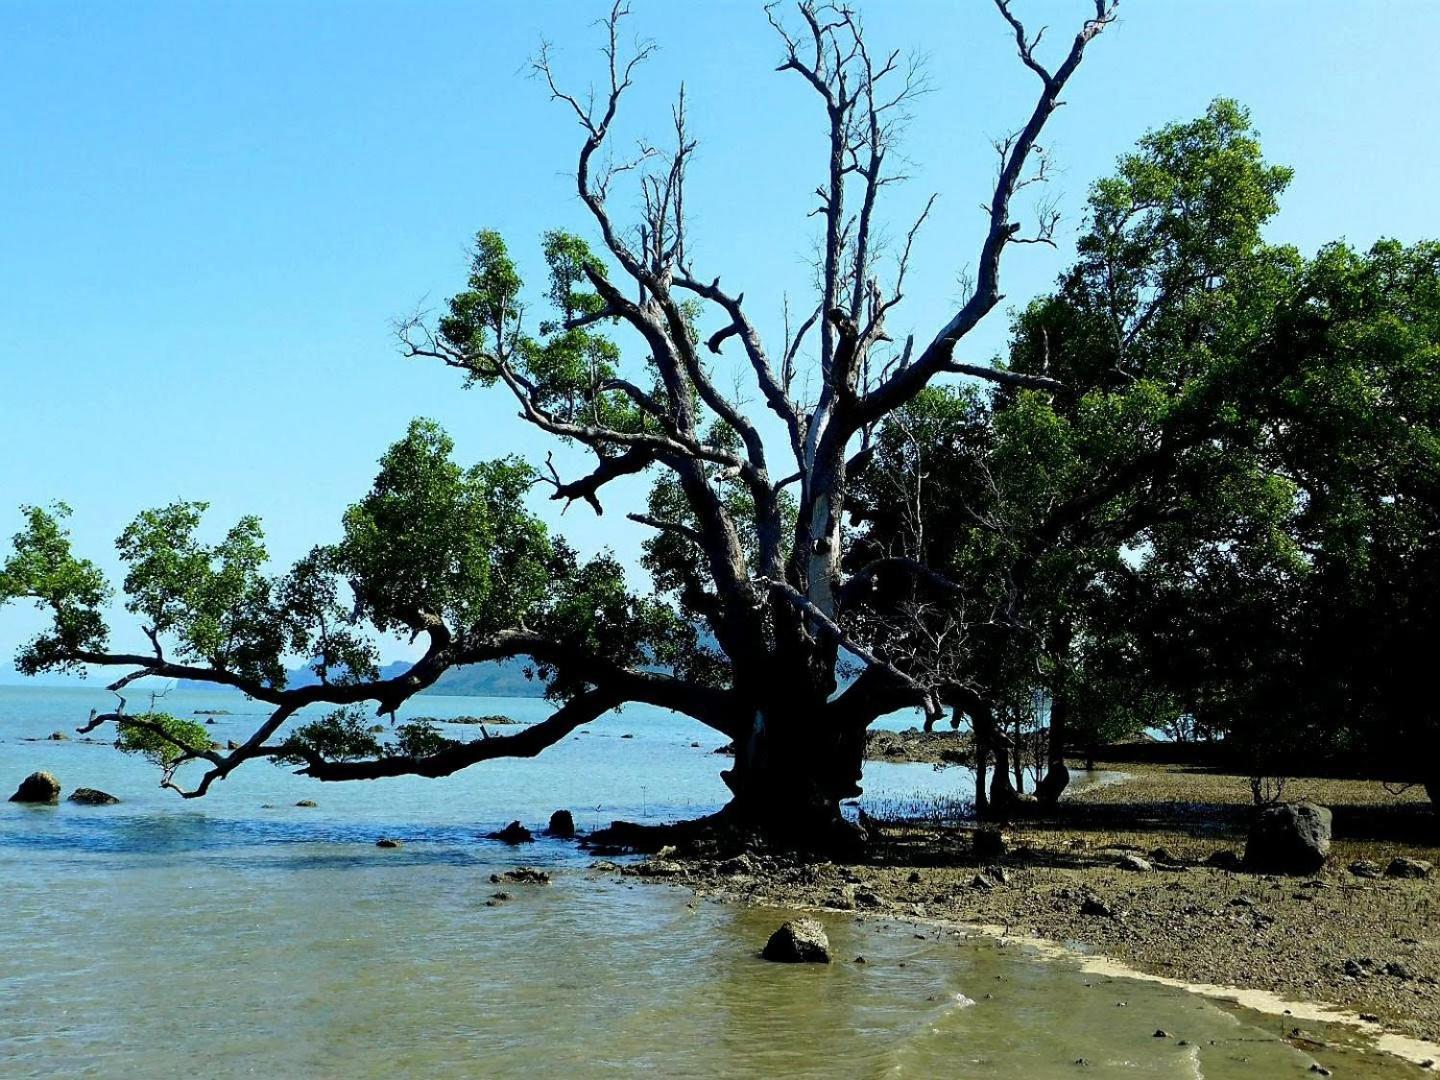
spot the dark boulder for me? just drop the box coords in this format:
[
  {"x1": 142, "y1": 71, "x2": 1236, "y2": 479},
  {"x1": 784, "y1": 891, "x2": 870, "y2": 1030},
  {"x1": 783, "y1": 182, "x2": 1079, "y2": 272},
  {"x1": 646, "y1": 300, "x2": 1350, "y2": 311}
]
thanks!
[
  {"x1": 489, "y1": 820, "x2": 534, "y2": 844},
  {"x1": 761, "y1": 917, "x2": 831, "y2": 963},
  {"x1": 9, "y1": 771, "x2": 61, "y2": 804},
  {"x1": 1244, "y1": 802, "x2": 1331, "y2": 875},
  {"x1": 295, "y1": 799, "x2": 318, "y2": 808},
  {"x1": 375, "y1": 838, "x2": 402, "y2": 848},
  {"x1": 68, "y1": 787, "x2": 119, "y2": 806},
  {"x1": 546, "y1": 809, "x2": 576, "y2": 838},
  {"x1": 1385, "y1": 857, "x2": 1433, "y2": 880},
  {"x1": 1349, "y1": 859, "x2": 1383, "y2": 879}
]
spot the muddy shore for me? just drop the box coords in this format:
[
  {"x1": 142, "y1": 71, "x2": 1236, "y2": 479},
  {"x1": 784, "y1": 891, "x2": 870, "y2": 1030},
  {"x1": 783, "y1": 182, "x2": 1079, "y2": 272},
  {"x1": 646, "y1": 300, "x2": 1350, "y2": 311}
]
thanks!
[{"x1": 615, "y1": 761, "x2": 1440, "y2": 1049}]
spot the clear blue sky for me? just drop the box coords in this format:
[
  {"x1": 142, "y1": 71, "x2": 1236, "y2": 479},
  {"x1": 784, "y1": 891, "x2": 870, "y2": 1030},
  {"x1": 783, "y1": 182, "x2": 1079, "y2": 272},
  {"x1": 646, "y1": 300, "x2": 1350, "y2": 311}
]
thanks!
[{"x1": 3, "y1": 1, "x2": 1437, "y2": 678}]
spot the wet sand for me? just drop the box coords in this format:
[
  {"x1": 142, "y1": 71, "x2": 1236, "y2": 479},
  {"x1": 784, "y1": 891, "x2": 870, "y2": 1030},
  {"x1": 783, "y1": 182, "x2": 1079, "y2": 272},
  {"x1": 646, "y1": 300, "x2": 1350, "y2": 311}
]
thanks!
[{"x1": 618, "y1": 761, "x2": 1440, "y2": 1058}]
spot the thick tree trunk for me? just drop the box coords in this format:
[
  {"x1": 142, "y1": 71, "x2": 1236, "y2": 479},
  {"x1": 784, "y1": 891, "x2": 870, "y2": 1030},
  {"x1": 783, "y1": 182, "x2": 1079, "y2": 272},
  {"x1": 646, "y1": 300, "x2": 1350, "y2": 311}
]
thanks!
[
  {"x1": 1035, "y1": 690, "x2": 1071, "y2": 810},
  {"x1": 718, "y1": 695, "x2": 867, "y2": 856}
]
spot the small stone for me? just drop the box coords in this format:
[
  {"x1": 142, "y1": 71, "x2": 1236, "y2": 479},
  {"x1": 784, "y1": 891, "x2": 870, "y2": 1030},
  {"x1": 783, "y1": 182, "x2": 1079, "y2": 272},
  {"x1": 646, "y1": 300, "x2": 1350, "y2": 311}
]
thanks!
[
  {"x1": 1360, "y1": 1013, "x2": 1380, "y2": 1023},
  {"x1": 376, "y1": 838, "x2": 402, "y2": 848},
  {"x1": 1385, "y1": 857, "x2": 1433, "y2": 880},
  {"x1": 488, "y1": 820, "x2": 534, "y2": 844},
  {"x1": 68, "y1": 787, "x2": 120, "y2": 805},
  {"x1": 853, "y1": 955, "x2": 866, "y2": 964},
  {"x1": 1309, "y1": 1066, "x2": 1331, "y2": 1076},
  {"x1": 1349, "y1": 859, "x2": 1383, "y2": 878},
  {"x1": 1080, "y1": 896, "x2": 1114, "y2": 918},
  {"x1": 295, "y1": 799, "x2": 317, "y2": 808},
  {"x1": 761, "y1": 917, "x2": 831, "y2": 963},
  {"x1": 9, "y1": 771, "x2": 61, "y2": 804},
  {"x1": 1153, "y1": 1029, "x2": 1170, "y2": 1038},
  {"x1": 546, "y1": 809, "x2": 576, "y2": 838}
]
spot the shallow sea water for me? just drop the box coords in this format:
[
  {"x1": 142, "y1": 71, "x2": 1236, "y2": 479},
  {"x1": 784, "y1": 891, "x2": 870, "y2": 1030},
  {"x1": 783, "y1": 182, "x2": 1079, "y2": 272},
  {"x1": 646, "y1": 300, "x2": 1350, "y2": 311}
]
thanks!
[{"x1": 0, "y1": 686, "x2": 1425, "y2": 1078}]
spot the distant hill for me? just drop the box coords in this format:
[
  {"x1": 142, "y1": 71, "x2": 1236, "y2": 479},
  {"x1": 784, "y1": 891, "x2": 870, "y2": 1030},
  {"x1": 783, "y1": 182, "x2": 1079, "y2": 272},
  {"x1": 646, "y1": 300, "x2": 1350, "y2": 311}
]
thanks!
[{"x1": 176, "y1": 657, "x2": 545, "y2": 698}]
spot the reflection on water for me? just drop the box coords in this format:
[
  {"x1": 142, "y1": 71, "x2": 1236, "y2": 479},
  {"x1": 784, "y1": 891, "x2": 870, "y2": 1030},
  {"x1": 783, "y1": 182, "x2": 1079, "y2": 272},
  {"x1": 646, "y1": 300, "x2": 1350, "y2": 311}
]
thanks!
[{"x1": 0, "y1": 686, "x2": 1424, "y2": 1078}]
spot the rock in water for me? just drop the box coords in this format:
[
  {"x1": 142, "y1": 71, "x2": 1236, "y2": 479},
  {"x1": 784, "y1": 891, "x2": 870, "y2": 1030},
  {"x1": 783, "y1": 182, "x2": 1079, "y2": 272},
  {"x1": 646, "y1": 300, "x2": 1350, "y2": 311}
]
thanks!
[
  {"x1": 1244, "y1": 802, "x2": 1331, "y2": 875},
  {"x1": 9, "y1": 771, "x2": 61, "y2": 804},
  {"x1": 1385, "y1": 857, "x2": 1433, "y2": 879},
  {"x1": 547, "y1": 809, "x2": 576, "y2": 838},
  {"x1": 68, "y1": 788, "x2": 119, "y2": 805},
  {"x1": 489, "y1": 820, "x2": 534, "y2": 844},
  {"x1": 375, "y1": 838, "x2": 402, "y2": 848},
  {"x1": 761, "y1": 917, "x2": 831, "y2": 963}
]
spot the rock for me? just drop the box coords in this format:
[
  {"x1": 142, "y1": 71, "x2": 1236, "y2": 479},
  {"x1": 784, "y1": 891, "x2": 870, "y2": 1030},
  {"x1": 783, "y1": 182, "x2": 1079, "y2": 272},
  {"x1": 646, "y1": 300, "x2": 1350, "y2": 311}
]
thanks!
[
  {"x1": 1080, "y1": 896, "x2": 1115, "y2": 918},
  {"x1": 854, "y1": 888, "x2": 885, "y2": 909},
  {"x1": 68, "y1": 787, "x2": 119, "y2": 805},
  {"x1": 295, "y1": 799, "x2": 317, "y2": 808},
  {"x1": 1309, "y1": 1066, "x2": 1331, "y2": 1077},
  {"x1": 761, "y1": 917, "x2": 831, "y2": 963},
  {"x1": 491, "y1": 867, "x2": 551, "y2": 885},
  {"x1": 974, "y1": 827, "x2": 1007, "y2": 859},
  {"x1": 488, "y1": 820, "x2": 534, "y2": 844},
  {"x1": 375, "y1": 838, "x2": 402, "y2": 848},
  {"x1": 546, "y1": 809, "x2": 576, "y2": 838},
  {"x1": 491, "y1": 891, "x2": 511, "y2": 901},
  {"x1": 1206, "y1": 849, "x2": 1242, "y2": 871},
  {"x1": 985, "y1": 865, "x2": 1011, "y2": 885},
  {"x1": 1349, "y1": 859, "x2": 1384, "y2": 879},
  {"x1": 1384, "y1": 960, "x2": 1414, "y2": 980},
  {"x1": 1244, "y1": 802, "x2": 1331, "y2": 875},
  {"x1": 907, "y1": 870, "x2": 923, "y2": 884},
  {"x1": 1343, "y1": 958, "x2": 1372, "y2": 978},
  {"x1": 1117, "y1": 854, "x2": 1153, "y2": 872},
  {"x1": 205, "y1": 718, "x2": 216, "y2": 725},
  {"x1": 620, "y1": 733, "x2": 635, "y2": 739},
  {"x1": 970, "y1": 873, "x2": 995, "y2": 891},
  {"x1": 717, "y1": 853, "x2": 759, "y2": 877},
  {"x1": 1149, "y1": 847, "x2": 1179, "y2": 864},
  {"x1": 9, "y1": 771, "x2": 61, "y2": 804},
  {"x1": 1153, "y1": 1029, "x2": 1170, "y2": 1038},
  {"x1": 1385, "y1": 857, "x2": 1433, "y2": 879},
  {"x1": 47, "y1": 731, "x2": 69, "y2": 741}
]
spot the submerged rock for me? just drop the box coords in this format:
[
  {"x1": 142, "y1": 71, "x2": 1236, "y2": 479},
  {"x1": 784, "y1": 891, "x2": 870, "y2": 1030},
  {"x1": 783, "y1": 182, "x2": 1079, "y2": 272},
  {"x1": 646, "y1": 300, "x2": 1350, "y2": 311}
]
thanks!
[
  {"x1": 491, "y1": 867, "x2": 551, "y2": 885},
  {"x1": 1385, "y1": 857, "x2": 1433, "y2": 880},
  {"x1": 761, "y1": 917, "x2": 831, "y2": 963},
  {"x1": 1244, "y1": 802, "x2": 1331, "y2": 875},
  {"x1": 375, "y1": 838, "x2": 402, "y2": 848},
  {"x1": 546, "y1": 809, "x2": 576, "y2": 838},
  {"x1": 489, "y1": 820, "x2": 534, "y2": 844},
  {"x1": 47, "y1": 731, "x2": 69, "y2": 741},
  {"x1": 9, "y1": 771, "x2": 61, "y2": 804},
  {"x1": 68, "y1": 787, "x2": 119, "y2": 805},
  {"x1": 295, "y1": 799, "x2": 318, "y2": 808}
]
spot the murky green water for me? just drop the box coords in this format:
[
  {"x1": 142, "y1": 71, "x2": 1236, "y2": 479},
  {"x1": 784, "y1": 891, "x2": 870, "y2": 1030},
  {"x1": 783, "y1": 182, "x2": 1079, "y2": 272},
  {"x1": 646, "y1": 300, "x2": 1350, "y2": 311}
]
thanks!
[{"x1": 0, "y1": 686, "x2": 1426, "y2": 1077}]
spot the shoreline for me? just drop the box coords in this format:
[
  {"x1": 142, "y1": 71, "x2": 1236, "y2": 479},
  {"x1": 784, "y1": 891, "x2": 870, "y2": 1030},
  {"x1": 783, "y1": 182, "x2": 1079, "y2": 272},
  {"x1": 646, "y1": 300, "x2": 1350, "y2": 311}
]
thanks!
[{"x1": 612, "y1": 759, "x2": 1440, "y2": 1063}]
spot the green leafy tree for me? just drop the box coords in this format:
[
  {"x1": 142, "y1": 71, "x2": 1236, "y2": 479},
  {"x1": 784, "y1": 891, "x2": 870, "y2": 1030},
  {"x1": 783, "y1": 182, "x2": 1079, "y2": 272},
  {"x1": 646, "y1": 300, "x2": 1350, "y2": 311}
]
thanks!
[{"x1": 1, "y1": 2, "x2": 1120, "y2": 850}]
